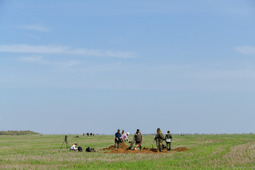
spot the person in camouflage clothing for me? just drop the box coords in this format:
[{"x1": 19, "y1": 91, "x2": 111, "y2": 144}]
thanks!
[
  {"x1": 154, "y1": 128, "x2": 165, "y2": 152},
  {"x1": 127, "y1": 129, "x2": 143, "y2": 150},
  {"x1": 165, "y1": 130, "x2": 172, "y2": 151}
]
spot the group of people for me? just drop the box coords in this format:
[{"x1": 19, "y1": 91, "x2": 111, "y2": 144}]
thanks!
[
  {"x1": 114, "y1": 128, "x2": 172, "y2": 152},
  {"x1": 114, "y1": 129, "x2": 131, "y2": 148},
  {"x1": 154, "y1": 128, "x2": 172, "y2": 151}
]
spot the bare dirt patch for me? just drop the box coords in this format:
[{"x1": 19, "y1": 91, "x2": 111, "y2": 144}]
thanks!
[
  {"x1": 103, "y1": 143, "x2": 189, "y2": 154},
  {"x1": 172, "y1": 147, "x2": 190, "y2": 152},
  {"x1": 103, "y1": 142, "x2": 129, "y2": 150}
]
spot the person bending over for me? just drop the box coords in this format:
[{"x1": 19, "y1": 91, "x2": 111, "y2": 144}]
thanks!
[
  {"x1": 70, "y1": 143, "x2": 78, "y2": 151},
  {"x1": 120, "y1": 132, "x2": 130, "y2": 143},
  {"x1": 127, "y1": 129, "x2": 143, "y2": 150}
]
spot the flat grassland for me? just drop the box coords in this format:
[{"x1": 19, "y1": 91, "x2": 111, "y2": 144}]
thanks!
[{"x1": 0, "y1": 134, "x2": 255, "y2": 169}]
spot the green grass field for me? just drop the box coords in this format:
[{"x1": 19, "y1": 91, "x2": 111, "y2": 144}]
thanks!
[{"x1": 0, "y1": 134, "x2": 255, "y2": 169}]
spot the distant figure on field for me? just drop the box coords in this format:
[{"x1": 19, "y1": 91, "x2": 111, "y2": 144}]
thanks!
[
  {"x1": 87, "y1": 133, "x2": 89, "y2": 136},
  {"x1": 70, "y1": 143, "x2": 78, "y2": 151},
  {"x1": 60, "y1": 135, "x2": 69, "y2": 149},
  {"x1": 154, "y1": 128, "x2": 165, "y2": 152},
  {"x1": 90, "y1": 133, "x2": 93, "y2": 136},
  {"x1": 127, "y1": 129, "x2": 143, "y2": 150},
  {"x1": 165, "y1": 130, "x2": 172, "y2": 151},
  {"x1": 115, "y1": 129, "x2": 121, "y2": 149},
  {"x1": 121, "y1": 130, "x2": 125, "y2": 135},
  {"x1": 120, "y1": 132, "x2": 130, "y2": 143}
]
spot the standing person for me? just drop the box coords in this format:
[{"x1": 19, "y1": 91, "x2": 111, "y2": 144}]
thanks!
[
  {"x1": 121, "y1": 130, "x2": 125, "y2": 135},
  {"x1": 165, "y1": 130, "x2": 173, "y2": 151},
  {"x1": 120, "y1": 132, "x2": 130, "y2": 143},
  {"x1": 154, "y1": 128, "x2": 165, "y2": 152},
  {"x1": 115, "y1": 129, "x2": 121, "y2": 149},
  {"x1": 127, "y1": 129, "x2": 143, "y2": 150}
]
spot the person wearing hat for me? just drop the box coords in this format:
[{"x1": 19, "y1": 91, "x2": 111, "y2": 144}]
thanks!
[
  {"x1": 165, "y1": 130, "x2": 172, "y2": 151},
  {"x1": 154, "y1": 128, "x2": 165, "y2": 152},
  {"x1": 70, "y1": 143, "x2": 78, "y2": 151},
  {"x1": 114, "y1": 129, "x2": 121, "y2": 149},
  {"x1": 127, "y1": 129, "x2": 143, "y2": 150},
  {"x1": 120, "y1": 132, "x2": 130, "y2": 143}
]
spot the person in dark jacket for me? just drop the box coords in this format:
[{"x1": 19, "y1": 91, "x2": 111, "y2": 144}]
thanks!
[{"x1": 115, "y1": 129, "x2": 121, "y2": 149}]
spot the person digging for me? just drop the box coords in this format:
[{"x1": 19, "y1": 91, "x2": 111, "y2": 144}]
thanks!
[
  {"x1": 126, "y1": 129, "x2": 143, "y2": 151},
  {"x1": 70, "y1": 143, "x2": 78, "y2": 151},
  {"x1": 120, "y1": 132, "x2": 130, "y2": 143}
]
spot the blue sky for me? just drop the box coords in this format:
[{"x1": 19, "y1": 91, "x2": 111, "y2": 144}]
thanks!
[{"x1": 1, "y1": 0, "x2": 255, "y2": 134}]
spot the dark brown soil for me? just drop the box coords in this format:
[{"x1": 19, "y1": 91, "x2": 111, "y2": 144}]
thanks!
[
  {"x1": 103, "y1": 143, "x2": 129, "y2": 150},
  {"x1": 103, "y1": 143, "x2": 189, "y2": 154},
  {"x1": 172, "y1": 147, "x2": 190, "y2": 152}
]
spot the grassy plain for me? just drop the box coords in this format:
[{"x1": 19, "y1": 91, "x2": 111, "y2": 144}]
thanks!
[{"x1": 0, "y1": 134, "x2": 255, "y2": 169}]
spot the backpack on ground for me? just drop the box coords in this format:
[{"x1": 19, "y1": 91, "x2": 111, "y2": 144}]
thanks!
[
  {"x1": 86, "y1": 147, "x2": 91, "y2": 152},
  {"x1": 78, "y1": 146, "x2": 83, "y2": 152},
  {"x1": 86, "y1": 147, "x2": 96, "y2": 152}
]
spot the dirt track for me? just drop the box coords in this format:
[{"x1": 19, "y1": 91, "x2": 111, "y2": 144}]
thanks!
[{"x1": 103, "y1": 143, "x2": 189, "y2": 154}]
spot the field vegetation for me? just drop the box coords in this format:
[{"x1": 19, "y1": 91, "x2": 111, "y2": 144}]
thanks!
[{"x1": 0, "y1": 134, "x2": 255, "y2": 169}]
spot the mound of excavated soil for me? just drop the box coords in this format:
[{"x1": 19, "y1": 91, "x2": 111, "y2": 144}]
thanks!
[
  {"x1": 103, "y1": 143, "x2": 129, "y2": 150},
  {"x1": 103, "y1": 143, "x2": 189, "y2": 154},
  {"x1": 172, "y1": 147, "x2": 190, "y2": 152}
]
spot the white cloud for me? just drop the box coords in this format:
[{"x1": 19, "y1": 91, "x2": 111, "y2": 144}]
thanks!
[
  {"x1": 19, "y1": 56, "x2": 45, "y2": 63},
  {"x1": 25, "y1": 34, "x2": 41, "y2": 39},
  {"x1": 18, "y1": 56, "x2": 81, "y2": 67},
  {"x1": 18, "y1": 24, "x2": 50, "y2": 32},
  {"x1": 235, "y1": 46, "x2": 255, "y2": 56},
  {"x1": 0, "y1": 44, "x2": 135, "y2": 58},
  {"x1": 60, "y1": 60, "x2": 81, "y2": 67}
]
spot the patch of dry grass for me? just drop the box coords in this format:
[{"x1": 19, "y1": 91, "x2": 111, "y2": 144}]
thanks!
[{"x1": 224, "y1": 142, "x2": 255, "y2": 165}]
